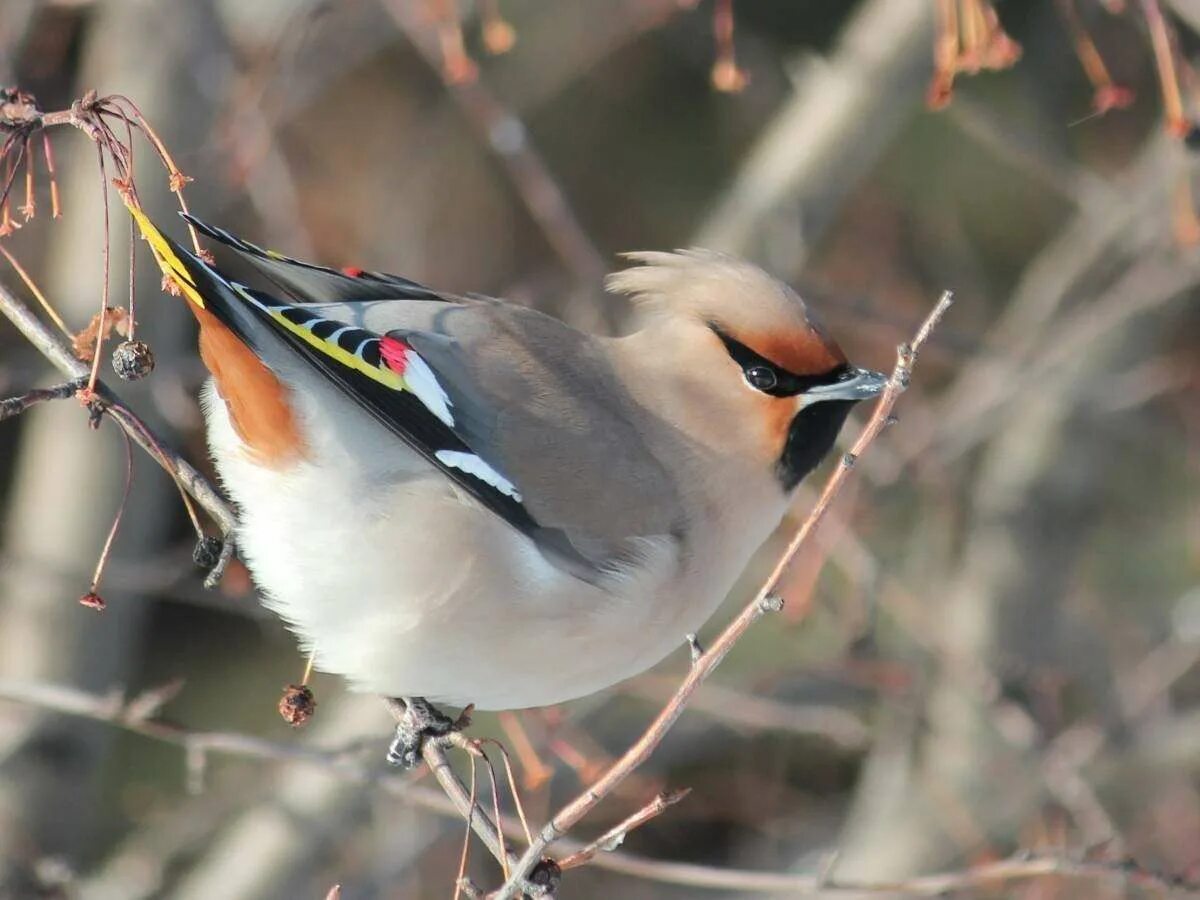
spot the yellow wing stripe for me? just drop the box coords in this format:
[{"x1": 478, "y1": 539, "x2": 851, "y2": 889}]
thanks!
[
  {"x1": 251, "y1": 297, "x2": 407, "y2": 392},
  {"x1": 124, "y1": 201, "x2": 208, "y2": 311},
  {"x1": 124, "y1": 200, "x2": 408, "y2": 393}
]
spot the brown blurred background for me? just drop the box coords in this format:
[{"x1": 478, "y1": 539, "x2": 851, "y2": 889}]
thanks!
[{"x1": 1, "y1": 0, "x2": 1198, "y2": 897}]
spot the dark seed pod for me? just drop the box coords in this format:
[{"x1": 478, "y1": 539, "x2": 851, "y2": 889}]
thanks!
[
  {"x1": 278, "y1": 684, "x2": 316, "y2": 727},
  {"x1": 529, "y1": 859, "x2": 562, "y2": 893},
  {"x1": 192, "y1": 536, "x2": 223, "y2": 570},
  {"x1": 1186, "y1": 124, "x2": 1200, "y2": 151},
  {"x1": 112, "y1": 340, "x2": 155, "y2": 381}
]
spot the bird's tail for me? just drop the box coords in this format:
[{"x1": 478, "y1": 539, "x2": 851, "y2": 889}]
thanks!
[
  {"x1": 123, "y1": 199, "x2": 309, "y2": 465},
  {"x1": 124, "y1": 200, "x2": 267, "y2": 349}
]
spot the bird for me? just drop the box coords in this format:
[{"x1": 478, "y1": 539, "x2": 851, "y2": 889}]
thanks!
[{"x1": 126, "y1": 204, "x2": 886, "y2": 764}]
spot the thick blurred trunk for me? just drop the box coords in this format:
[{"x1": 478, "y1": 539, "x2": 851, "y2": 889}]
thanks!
[{"x1": 0, "y1": 0, "x2": 225, "y2": 889}]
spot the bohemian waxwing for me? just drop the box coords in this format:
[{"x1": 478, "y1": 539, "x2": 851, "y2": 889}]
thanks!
[{"x1": 127, "y1": 207, "x2": 886, "y2": 761}]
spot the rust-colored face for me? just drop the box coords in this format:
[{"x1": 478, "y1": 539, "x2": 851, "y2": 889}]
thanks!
[
  {"x1": 735, "y1": 323, "x2": 847, "y2": 378},
  {"x1": 712, "y1": 321, "x2": 879, "y2": 491},
  {"x1": 749, "y1": 388, "x2": 799, "y2": 462}
]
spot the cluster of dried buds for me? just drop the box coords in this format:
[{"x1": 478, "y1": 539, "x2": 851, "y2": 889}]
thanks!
[
  {"x1": 0, "y1": 87, "x2": 61, "y2": 235},
  {"x1": 930, "y1": 0, "x2": 1200, "y2": 146},
  {"x1": 928, "y1": 0, "x2": 1022, "y2": 109},
  {"x1": 0, "y1": 88, "x2": 229, "y2": 615},
  {"x1": 424, "y1": 0, "x2": 753, "y2": 94},
  {"x1": 427, "y1": 0, "x2": 517, "y2": 86}
]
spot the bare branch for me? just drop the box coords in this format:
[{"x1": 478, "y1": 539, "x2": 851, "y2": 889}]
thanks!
[
  {"x1": 557, "y1": 788, "x2": 691, "y2": 871},
  {"x1": 573, "y1": 848, "x2": 1200, "y2": 896},
  {"x1": 0, "y1": 377, "x2": 84, "y2": 421}
]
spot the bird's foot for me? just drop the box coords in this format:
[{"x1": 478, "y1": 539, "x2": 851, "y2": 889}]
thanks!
[{"x1": 386, "y1": 696, "x2": 466, "y2": 768}]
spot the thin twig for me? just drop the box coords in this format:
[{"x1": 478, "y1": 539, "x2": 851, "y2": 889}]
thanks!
[
  {"x1": 493, "y1": 290, "x2": 954, "y2": 899},
  {"x1": 0, "y1": 239, "x2": 71, "y2": 337},
  {"x1": 86, "y1": 423, "x2": 135, "y2": 598},
  {"x1": 557, "y1": 788, "x2": 691, "y2": 871},
  {"x1": 0, "y1": 378, "x2": 84, "y2": 422},
  {"x1": 0, "y1": 277, "x2": 237, "y2": 581},
  {"x1": 424, "y1": 737, "x2": 528, "y2": 882}
]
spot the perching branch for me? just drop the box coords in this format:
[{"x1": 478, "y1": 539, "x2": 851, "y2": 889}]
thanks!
[{"x1": 492, "y1": 290, "x2": 956, "y2": 899}]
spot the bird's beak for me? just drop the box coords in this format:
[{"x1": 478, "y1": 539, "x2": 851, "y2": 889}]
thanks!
[{"x1": 802, "y1": 367, "x2": 889, "y2": 404}]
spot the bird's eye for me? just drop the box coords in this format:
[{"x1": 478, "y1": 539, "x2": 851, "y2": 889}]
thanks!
[{"x1": 746, "y1": 366, "x2": 778, "y2": 391}]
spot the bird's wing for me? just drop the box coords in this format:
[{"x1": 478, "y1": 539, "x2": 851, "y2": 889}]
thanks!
[
  {"x1": 136, "y1": 211, "x2": 683, "y2": 580},
  {"x1": 387, "y1": 305, "x2": 686, "y2": 565},
  {"x1": 182, "y1": 213, "x2": 445, "y2": 303},
  {"x1": 254, "y1": 297, "x2": 685, "y2": 579}
]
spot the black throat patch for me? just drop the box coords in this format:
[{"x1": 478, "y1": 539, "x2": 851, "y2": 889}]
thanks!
[
  {"x1": 776, "y1": 400, "x2": 856, "y2": 491},
  {"x1": 708, "y1": 324, "x2": 858, "y2": 491}
]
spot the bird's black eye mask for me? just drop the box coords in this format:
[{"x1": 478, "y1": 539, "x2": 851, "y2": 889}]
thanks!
[{"x1": 709, "y1": 325, "x2": 851, "y2": 397}]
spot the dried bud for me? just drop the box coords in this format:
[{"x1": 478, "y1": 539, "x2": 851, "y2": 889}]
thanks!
[
  {"x1": 79, "y1": 591, "x2": 106, "y2": 611},
  {"x1": 278, "y1": 684, "x2": 316, "y2": 727},
  {"x1": 711, "y1": 59, "x2": 749, "y2": 93},
  {"x1": 112, "y1": 340, "x2": 155, "y2": 381},
  {"x1": 1093, "y1": 84, "x2": 1135, "y2": 115},
  {"x1": 192, "y1": 536, "x2": 223, "y2": 570},
  {"x1": 483, "y1": 19, "x2": 517, "y2": 55}
]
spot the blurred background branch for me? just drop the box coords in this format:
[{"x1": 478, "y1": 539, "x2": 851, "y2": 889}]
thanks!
[{"x1": 0, "y1": 0, "x2": 1197, "y2": 897}]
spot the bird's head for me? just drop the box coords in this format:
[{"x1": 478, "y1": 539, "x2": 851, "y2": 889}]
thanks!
[{"x1": 607, "y1": 249, "x2": 886, "y2": 491}]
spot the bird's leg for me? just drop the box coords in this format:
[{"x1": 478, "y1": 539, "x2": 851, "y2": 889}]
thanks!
[{"x1": 386, "y1": 696, "x2": 459, "y2": 768}]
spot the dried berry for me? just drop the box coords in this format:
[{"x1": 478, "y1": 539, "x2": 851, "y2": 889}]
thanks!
[
  {"x1": 192, "y1": 536, "x2": 223, "y2": 570},
  {"x1": 1185, "y1": 124, "x2": 1200, "y2": 151},
  {"x1": 79, "y1": 591, "x2": 106, "y2": 611},
  {"x1": 529, "y1": 859, "x2": 562, "y2": 892},
  {"x1": 112, "y1": 340, "x2": 155, "y2": 381},
  {"x1": 278, "y1": 684, "x2": 316, "y2": 727}
]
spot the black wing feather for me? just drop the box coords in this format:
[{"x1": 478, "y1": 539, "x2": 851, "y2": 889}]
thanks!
[
  {"x1": 181, "y1": 213, "x2": 443, "y2": 304},
  {"x1": 233, "y1": 289, "x2": 541, "y2": 536}
]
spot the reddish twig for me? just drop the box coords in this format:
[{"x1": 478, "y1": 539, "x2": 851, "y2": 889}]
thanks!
[
  {"x1": 711, "y1": 0, "x2": 749, "y2": 93},
  {"x1": 80, "y1": 424, "x2": 136, "y2": 611},
  {"x1": 0, "y1": 277, "x2": 237, "y2": 584},
  {"x1": 1141, "y1": 0, "x2": 1192, "y2": 136},
  {"x1": 557, "y1": 788, "x2": 691, "y2": 871}
]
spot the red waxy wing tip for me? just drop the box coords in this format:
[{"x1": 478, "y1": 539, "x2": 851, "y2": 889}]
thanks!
[{"x1": 379, "y1": 336, "x2": 410, "y2": 375}]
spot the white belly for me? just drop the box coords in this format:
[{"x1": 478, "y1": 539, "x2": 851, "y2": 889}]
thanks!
[{"x1": 202, "y1": 381, "x2": 705, "y2": 710}]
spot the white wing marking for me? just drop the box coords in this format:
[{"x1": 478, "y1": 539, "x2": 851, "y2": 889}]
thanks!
[{"x1": 435, "y1": 450, "x2": 522, "y2": 501}]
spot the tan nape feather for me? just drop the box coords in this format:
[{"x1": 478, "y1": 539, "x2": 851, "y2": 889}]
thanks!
[{"x1": 607, "y1": 249, "x2": 846, "y2": 376}]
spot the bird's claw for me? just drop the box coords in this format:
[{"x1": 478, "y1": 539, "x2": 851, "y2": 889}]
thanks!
[{"x1": 386, "y1": 696, "x2": 458, "y2": 768}]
